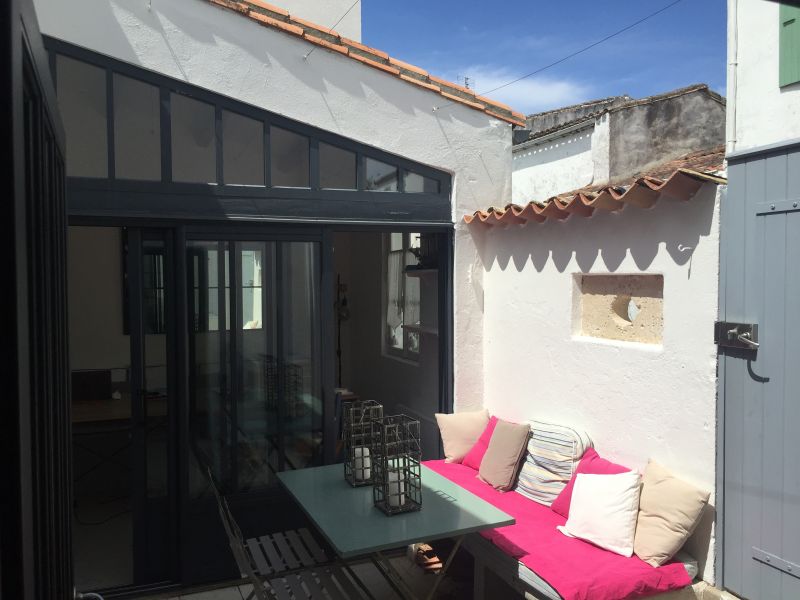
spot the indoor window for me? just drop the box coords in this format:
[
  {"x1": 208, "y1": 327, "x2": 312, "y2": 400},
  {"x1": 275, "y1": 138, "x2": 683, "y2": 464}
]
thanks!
[{"x1": 384, "y1": 232, "x2": 420, "y2": 359}]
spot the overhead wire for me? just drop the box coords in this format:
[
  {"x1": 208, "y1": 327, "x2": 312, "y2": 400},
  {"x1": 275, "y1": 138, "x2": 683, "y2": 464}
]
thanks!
[
  {"x1": 433, "y1": 0, "x2": 686, "y2": 113},
  {"x1": 304, "y1": 0, "x2": 361, "y2": 60}
]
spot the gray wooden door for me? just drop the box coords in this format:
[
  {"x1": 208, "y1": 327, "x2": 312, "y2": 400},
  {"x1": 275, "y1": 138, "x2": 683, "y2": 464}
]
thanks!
[{"x1": 720, "y1": 143, "x2": 800, "y2": 599}]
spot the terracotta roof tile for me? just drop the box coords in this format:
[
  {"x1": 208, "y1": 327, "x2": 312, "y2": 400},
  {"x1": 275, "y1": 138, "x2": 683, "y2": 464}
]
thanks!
[
  {"x1": 205, "y1": 0, "x2": 524, "y2": 126},
  {"x1": 349, "y1": 53, "x2": 401, "y2": 76},
  {"x1": 464, "y1": 146, "x2": 726, "y2": 227},
  {"x1": 302, "y1": 33, "x2": 348, "y2": 55},
  {"x1": 248, "y1": 10, "x2": 304, "y2": 36},
  {"x1": 388, "y1": 56, "x2": 428, "y2": 77},
  {"x1": 247, "y1": 0, "x2": 289, "y2": 17}
]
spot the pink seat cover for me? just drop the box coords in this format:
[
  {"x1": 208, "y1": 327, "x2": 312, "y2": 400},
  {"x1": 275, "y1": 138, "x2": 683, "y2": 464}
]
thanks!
[{"x1": 425, "y1": 459, "x2": 692, "y2": 600}]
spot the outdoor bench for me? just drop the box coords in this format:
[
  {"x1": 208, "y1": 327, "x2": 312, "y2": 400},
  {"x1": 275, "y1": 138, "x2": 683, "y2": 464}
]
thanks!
[{"x1": 424, "y1": 459, "x2": 703, "y2": 600}]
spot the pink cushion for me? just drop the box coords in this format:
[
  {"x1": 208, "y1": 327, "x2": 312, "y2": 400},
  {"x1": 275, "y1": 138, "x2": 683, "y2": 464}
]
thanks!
[
  {"x1": 425, "y1": 459, "x2": 691, "y2": 600},
  {"x1": 462, "y1": 416, "x2": 498, "y2": 470},
  {"x1": 550, "y1": 448, "x2": 629, "y2": 518}
]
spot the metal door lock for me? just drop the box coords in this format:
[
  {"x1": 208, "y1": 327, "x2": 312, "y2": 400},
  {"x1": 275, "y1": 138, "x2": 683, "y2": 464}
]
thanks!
[{"x1": 714, "y1": 322, "x2": 759, "y2": 351}]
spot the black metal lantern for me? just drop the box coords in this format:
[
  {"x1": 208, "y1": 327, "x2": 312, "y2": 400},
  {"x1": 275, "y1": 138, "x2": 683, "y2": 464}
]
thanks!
[
  {"x1": 342, "y1": 399, "x2": 383, "y2": 487},
  {"x1": 371, "y1": 415, "x2": 422, "y2": 515}
]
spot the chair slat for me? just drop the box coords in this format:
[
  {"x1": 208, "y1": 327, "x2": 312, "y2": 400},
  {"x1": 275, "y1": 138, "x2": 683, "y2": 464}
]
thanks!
[
  {"x1": 273, "y1": 532, "x2": 301, "y2": 570},
  {"x1": 246, "y1": 537, "x2": 272, "y2": 576},
  {"x1": 285, "y1": 573, "x2": 309, "y2": 599},
  {"x1": 259, "y1": 535, "x2": 286, "y2": 573},
  {"x1": 299, "y1": 570, "x2": 327, "y2": 599},
  {"x1": 269, "y1": 578, "x2": 293, "y2": 600},
  {"x1": 329, "y1": 566, "x2": 365, "y2": 600},
  {"x1": 316, "y1": 568, "x2": 348, "y2": 600},
  {"x1": 299, "y1": 528, "x2": 327, "y2": 563},
  {"x1": 286, "y1": 529, "x2": 315, "y2": 567}
]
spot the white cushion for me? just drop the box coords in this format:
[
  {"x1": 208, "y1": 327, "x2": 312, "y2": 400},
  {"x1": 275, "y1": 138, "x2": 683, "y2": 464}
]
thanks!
[
  {"x1": 435, "y1": 409, "x2": 489, "y2": 463},
  {"x1": 557, "y1": 471, "x2": 641, "y2": 557}
]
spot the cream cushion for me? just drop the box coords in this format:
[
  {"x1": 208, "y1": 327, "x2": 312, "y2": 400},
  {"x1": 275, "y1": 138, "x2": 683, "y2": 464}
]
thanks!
[
  {"x1": 478, "y1": 419, "x2": 530, "y2": 491},
  {"x1": 435, "y1": 409, "x2": 489, "y2": 463},
  {"x1": 634, "y1": 460, "x2": 710, "y2": 567},
  {"x1": 558, "y1": 471, "x2": 642, "y2": 557}
]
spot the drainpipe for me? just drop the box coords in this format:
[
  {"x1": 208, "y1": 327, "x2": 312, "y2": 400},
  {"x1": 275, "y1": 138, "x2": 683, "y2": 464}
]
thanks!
[{"x1": 726, "y1": 0, "x2": 739, "y2": 154}]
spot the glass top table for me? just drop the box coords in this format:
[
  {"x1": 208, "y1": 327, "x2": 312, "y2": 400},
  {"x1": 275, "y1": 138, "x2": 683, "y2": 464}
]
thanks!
[{"x1": 277, "y1": 463, "x2": 515, "y2": 560}]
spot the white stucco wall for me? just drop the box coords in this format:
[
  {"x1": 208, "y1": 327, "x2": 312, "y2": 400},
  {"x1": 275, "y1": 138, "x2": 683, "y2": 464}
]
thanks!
[
  {"x1": 479, "y1": 184, "x2": 722, "y2": 583},
  {"x1": 271, "y1": 0, "x2": 361, "y2": 41},
  {"x1": 34, "y1": 0, "x2": 513, "y2": 413},
  {"x1": 511, "y1": 115, "x2": 610, "y2": 202},
  {"x1": 728, "y1": 0, "x2": 800, "y2": 151}
]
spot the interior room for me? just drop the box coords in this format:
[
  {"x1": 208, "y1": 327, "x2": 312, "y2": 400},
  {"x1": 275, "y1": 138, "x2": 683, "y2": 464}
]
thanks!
[{"x1": 332, "y1": 231, "x2": 441, "y2": 459}]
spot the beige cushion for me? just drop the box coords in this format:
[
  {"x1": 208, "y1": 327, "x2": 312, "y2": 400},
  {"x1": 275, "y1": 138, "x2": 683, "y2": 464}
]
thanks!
[
  {"x1": 479, "y1": 420, "x2": 530, "y2": 491},
  {"x1": 435, "y1": 409, "x2": 489, "y2": 463},
  {"x1": 634, "y1": 460, "x2": 710, "y2": 567}
]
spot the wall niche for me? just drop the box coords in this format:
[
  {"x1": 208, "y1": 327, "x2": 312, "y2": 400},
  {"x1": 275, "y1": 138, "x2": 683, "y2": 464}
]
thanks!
[{"x1": 574, "y1": 274, "x2": 664, "y2": 344}]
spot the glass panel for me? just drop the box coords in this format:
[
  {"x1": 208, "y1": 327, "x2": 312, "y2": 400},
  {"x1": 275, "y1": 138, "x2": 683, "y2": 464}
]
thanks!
[
  {"x1": 237, "y1": 243, "x2": 279, "y2": 491},
  {"x1": 319, "y1": 142, "x2": 356, "y2": 189},
  {"x1": 188, "y1": 241, "x2": 232, "y2": 497},
  {"x1": 170, "y1": 93, "x2": 216, "y2": 184},
  {"x1": 113, "y1": 74, "x2": 161, "y2": 180},
  {"x1": 404, "y1": 171, "x2": 440, "y2": 194},
  {"x1": 56, "y1": 55, "x2": 107, "y2": 178},
  {"x1": 365, "y1": 158, "x2": 398, "y2": 191},
  {"x1": 270, "y1": 126, "x2": 309, "y2": 187},
  {"x1": 141, "y1": 236, "x2": 170, "y2": 582},
  {"x1": 282, "y1": 242, "x2": 322, "y2": 470},
  {"x1": 68, "y1": 226, "x2": 132, "y2": 589},
  {"x1": 223, "y1": 110, "x2": 264, "y2": 186},
  {"x1": 385, "y1": 234, "x2": 405, "y2": 351},
  {"x1": 405, "y1": 234, "x2": 421, "y2": 354}
]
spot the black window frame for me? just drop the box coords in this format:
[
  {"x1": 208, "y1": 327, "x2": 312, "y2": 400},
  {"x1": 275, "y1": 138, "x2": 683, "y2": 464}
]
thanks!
[{"x1": 45, "y1": 37, "x2": 453, "y2": 225}]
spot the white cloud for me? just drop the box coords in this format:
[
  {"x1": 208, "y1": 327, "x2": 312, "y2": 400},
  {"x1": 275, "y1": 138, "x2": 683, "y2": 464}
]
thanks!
[{"x1": 438, "y1": 65, "x2": 593, "y2": 116}]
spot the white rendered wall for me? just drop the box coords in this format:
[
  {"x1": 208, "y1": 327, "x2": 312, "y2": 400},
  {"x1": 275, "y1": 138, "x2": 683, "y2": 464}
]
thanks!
[
  {"x1": 34, "y1": 0, "x2": 512, "y2": 412},
  {"x1": 271, "y1": 0, "x2": 361, "y2": 41},
  {"x1": 728, "y1": 0, "x2": 800, "y2": 151},
  {"x1": 511, "y1": 116, "x2": 610, "y2": 203},
  {"x1": 512, "y1": 128, "x2": 593, "y2": 203},
  {"x1": 479, "y1": 184, "x2": 722, "y2": 583}
]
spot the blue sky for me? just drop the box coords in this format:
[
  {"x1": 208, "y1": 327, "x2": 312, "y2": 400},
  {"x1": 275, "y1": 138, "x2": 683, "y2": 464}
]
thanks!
[{"x1": 362, "y1": 0, "x2": 726, "y2": 115}]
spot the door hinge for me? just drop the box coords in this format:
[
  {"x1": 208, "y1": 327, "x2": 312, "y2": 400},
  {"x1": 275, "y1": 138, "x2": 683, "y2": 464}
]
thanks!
[{"x1": 753, "y1": 547, "x2": 800, "y2": 579}]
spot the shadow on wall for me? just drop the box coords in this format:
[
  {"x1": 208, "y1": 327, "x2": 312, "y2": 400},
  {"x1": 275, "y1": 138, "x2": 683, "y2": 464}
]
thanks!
[{"x1": 474, "y1": 185, "x2": 718, "y2": 275}]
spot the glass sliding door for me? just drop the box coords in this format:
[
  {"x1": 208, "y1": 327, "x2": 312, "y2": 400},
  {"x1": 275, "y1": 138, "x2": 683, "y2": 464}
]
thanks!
[
  {"x1": 69, "y1": 226, "x2": 177, "y2": 594},
  {"x1": 188, "y1": 239, "x2": 322, "y2": 490},
  {"x1": 184, "y1": 236, "x2": 322, "y2": 583}
]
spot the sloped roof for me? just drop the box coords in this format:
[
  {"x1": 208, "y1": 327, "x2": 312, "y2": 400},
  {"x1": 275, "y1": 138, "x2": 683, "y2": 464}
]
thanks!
[
  {"x1": 205, "y1": 0, "x2": 526, "y2": 126},
  {"x1": 516, "y1": 84, "x2": 725, "y2": 146},
  {"x1": 464, "y1": 146, "x2": 726, "y2": 226}
]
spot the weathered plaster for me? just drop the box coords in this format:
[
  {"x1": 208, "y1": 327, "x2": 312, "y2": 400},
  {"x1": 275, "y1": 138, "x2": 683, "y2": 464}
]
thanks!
[{"x1": 479, "y1": 183, "x2": 723, "y2": 583}]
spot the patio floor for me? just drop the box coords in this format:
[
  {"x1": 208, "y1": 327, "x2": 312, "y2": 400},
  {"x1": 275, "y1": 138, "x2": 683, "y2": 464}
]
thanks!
[{"x1": 134, "y1": 540, "x2": 480, "y2": 600}]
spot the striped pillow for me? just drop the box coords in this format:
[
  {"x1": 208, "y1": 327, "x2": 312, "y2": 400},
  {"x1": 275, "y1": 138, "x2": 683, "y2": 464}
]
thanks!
[{"x1": 515, "y1": 420, "x2": 593, "y2": 506}]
